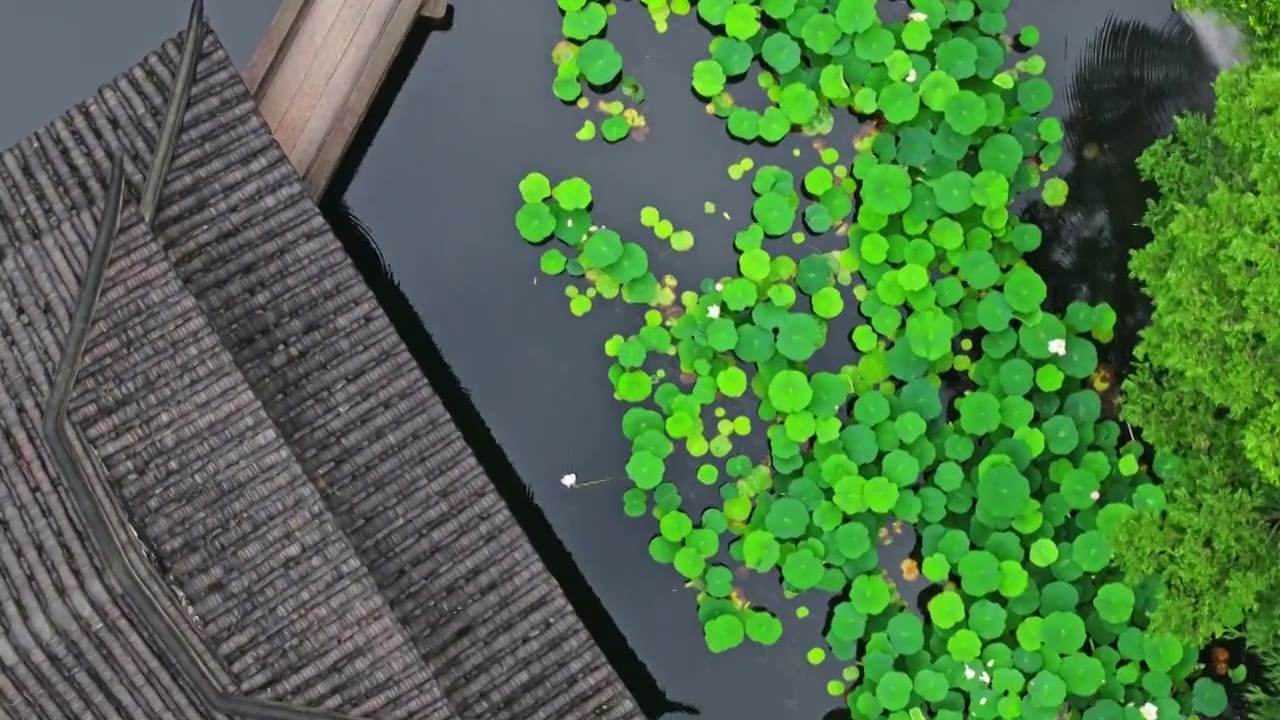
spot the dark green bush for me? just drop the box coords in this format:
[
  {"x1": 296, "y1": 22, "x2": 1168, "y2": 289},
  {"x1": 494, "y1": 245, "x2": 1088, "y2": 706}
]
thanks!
[
  {"x1": 1120, "y1": 59, "x2": 1280, "y2": 711},
  {"x1": 1178, "y1": 0, "x2": 1280, "y2": 56}
]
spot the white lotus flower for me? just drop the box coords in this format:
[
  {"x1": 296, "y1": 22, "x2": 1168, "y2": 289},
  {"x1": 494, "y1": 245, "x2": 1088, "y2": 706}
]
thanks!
[
  {"x1": 1139, "y1": 703, "x2": 1158, "y2": 720},
  {"x1": 980, "y1": 672, "x2": 991, "y2": 684},
  {"x1": 707, "y1": 304, "x2": 721, "y2": 319},
  {"x1": 560, "y1": 473, "x2": 577, "y2": 488},
  {"x1": 1048, "y1": 338, "x2": 1068, "y2": 356},
  {"x1": 1090, "y1": 490, "x2": 1101, "y2": 501},
  {"x1": 964, "y1": 666, "x2": 977, "y2": 680},
  {"x1": 906, "y1": 68, "x2": 918, "y2": 83},
  {"x1": 909, "y1": 11, "x2": 928, "y2": 21},
  {"x1": 714, "y1": 281, "x2": 724, "y2": 292}
]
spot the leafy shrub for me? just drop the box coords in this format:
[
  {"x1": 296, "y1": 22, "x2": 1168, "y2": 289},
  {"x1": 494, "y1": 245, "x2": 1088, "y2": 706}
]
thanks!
[
  {"x1": 1176, "y1": 0, "x2": 1280, "y2": 56},
  {"x1": 1118, "y1": 60, "x2": 1280, "y2": 645},
  {"x1": 1229, "y1": 611, "x2": 1280, "y2": 718},
  {"x1": 524, "y1": 0, "x2": 1233, "y2": 717}
]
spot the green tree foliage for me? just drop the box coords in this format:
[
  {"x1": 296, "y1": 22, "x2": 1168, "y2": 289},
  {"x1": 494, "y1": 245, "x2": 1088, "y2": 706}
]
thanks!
[
  {"x1": 1237, "y1": 610, "x2": 1280, "y2": 718},
  {"x1": 1178, "y1": 0, "x2": 1280, "y2": 56},
  {"x1": 1132, "y1": 64, "x2": 1280, "y2": 485},
  {"x1": 1119, "y1": 61, "x2": 1280, "y2": 647}
]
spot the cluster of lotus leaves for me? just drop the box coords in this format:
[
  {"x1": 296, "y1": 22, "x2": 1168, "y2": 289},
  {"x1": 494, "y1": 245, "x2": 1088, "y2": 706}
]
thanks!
[{"x1": 512, "y1": 0, "x2": 1232, "y2": 718}]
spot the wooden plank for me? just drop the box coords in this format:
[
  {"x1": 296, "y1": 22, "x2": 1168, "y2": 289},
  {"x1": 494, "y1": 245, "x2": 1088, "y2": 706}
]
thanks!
[
  {"x1": 240, "y1": 0, "x2": 306, "y2": 94},
  {"x1": 244, "y1": 0, "x2": 436, "y2": 198},
  {"x1": 306, "y1": 0, "x2": 424, "y2": 193}
]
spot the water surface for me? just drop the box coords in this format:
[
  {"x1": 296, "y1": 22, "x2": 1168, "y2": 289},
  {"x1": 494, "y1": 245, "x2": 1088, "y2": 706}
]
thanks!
[
  {"x1": 326, "y1": 2, "x2": 1222, "y2": 717},
  {"x1": 0, "y1": 0, "x2": 278, "y2": 150}
]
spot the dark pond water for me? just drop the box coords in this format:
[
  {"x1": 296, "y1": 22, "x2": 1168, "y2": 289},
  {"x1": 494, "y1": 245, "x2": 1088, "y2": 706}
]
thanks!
[
  {"x1": 320, "y1": 2, "x2": 1227, "y2": 718},
  {"x1": 0, "y1": 0, "x2": 278, "y2": 150}
]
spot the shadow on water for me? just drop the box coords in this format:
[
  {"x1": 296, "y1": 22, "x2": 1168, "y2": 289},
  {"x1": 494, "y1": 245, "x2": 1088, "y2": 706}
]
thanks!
[
  {"x1": 1020, "y1": 12, "x2": 1218, "y2": 373},
  {"x1": 319, "y1": 9, "x2": 699, "y2": 719},
  {"x1": 1018, "y1": 14, "x2": 1257, "y2": 714}
]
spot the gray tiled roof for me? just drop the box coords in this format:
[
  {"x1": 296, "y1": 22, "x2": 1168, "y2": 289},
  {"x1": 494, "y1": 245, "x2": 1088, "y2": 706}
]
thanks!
[{"x1": 0, "y1": 20, "x2": 641, "y2": 720}]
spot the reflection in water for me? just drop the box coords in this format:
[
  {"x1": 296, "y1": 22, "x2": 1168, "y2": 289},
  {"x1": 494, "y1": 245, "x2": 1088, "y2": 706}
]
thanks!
[
  {"x1": 1020, "y1": 14, "x2": 1263, "y2": 719},
  {"x1": 318, "y1": 7, "x2": 702, "y2": 717},
  {"x1": 1020, "y1": 13, "x2": 1218, "y2": 372},
  {"x1": 325, "y1": 135, "x2": 700, "y2": 720}
]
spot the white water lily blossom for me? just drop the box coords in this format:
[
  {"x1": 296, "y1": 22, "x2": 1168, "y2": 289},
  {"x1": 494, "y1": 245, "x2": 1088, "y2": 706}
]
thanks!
[
  {"x1": 906, "y1": 68, "x2": 918, "y2": 83},
  {"x1": 1048, "y1": 338, "x2": 1068, "y2": 356},
  {"x1": 1139, "y1": 702, "x2": 1158, "y2": 720},
  {"x1": 707, "y1": 304, "x2": 722, "y2": 319},
  {"x1": 714, "y1": 281, "x2": 724, "y2": 292},
  {"x1": 908, "y1": 11, "x2": 928, "y2": 21},
  {"x1": 562, "y1": 474, "x2": 612, "y2": 489},
  {"x1": 963, "y1": 663, "x2": 991, "y2": 685},
  {"x1": 1090, "y1": 490, "x2": 1101, "y2": 501}
]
